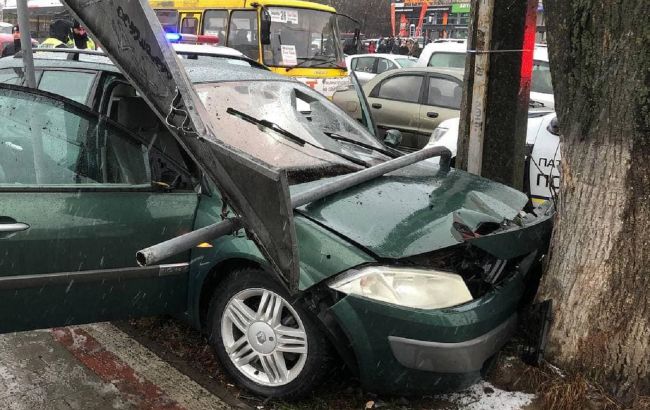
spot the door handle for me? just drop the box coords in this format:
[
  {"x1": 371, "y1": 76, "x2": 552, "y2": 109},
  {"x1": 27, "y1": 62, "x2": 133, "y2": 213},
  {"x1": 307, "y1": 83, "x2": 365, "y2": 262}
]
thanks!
[
  {"x1": 0, "y1": 222, "x2": 30, "y2": 233},
  {"x1": 427, "y1": 112, "x2": 439, "y2": 118},
  {"x1": 372, "y1": 103, "x2": 382, "y2": 109}
]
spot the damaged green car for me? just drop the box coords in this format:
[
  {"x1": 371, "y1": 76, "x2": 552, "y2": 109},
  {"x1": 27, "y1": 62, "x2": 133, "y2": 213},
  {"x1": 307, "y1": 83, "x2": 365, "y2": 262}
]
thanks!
[{"x1": 0, "y1": 1, "x2": 553, "y2": 400}]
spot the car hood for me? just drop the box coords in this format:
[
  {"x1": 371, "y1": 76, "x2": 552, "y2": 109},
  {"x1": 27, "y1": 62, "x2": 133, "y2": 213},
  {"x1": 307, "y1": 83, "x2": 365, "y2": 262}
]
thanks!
[{"x1": 292, "y1": 162, "x2": 529, "y2": 259}]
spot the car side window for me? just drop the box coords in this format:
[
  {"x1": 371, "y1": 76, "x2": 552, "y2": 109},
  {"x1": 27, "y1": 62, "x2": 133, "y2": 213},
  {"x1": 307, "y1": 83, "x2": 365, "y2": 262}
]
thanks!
[
  {"x1": 374, "y1": 75, "x2": 423, "y2": 104},
  {"x1": 228, "y1": 11, "x2": 259, "y2": 60},
  {"x1": 0, "y1": 68, "x2": 23, "y2": 85},
  {"x1": 203, "y1": 10, "x2": 229, "y2": 44},
  {"x1": 0, "y1": 87, "x2": 150, "y2": 187},
  {"x1": 376, "y1": 58, "x2": 397, "y2": 74},
  {"x1": 428, "y1": 52, "x2": 466, "y2": 69},
  {"x1": 38, "y1": 71, "x2": 96, "y2": 104},
  {"x1": 427, "y1": 77, "x2": 462, "y2": 109},
  {"x1": 181, "y1": 16, "x2": 199, "y2": 35},
  {"x1": 352, "y1": 57, "x2": 375, "y2": 73}
]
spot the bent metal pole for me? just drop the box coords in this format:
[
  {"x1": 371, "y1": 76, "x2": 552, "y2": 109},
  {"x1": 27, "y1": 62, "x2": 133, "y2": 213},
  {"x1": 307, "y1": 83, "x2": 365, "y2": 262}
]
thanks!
[
  {"x1": 16, "y1": 0, "x2": 36, "y2": 88},
  {"x1": 136, "y1": 146, "x2": 452, "y2": 267}
]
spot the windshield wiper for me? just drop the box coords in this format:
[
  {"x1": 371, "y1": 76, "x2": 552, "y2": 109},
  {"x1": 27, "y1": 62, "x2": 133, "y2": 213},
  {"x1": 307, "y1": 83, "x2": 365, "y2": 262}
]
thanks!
[
  {"x1": 227, "y1": 108, "x2": 306, "y2": 146},
  {"x1": 326, "y1": 132, "x2": 398, "y2": 158},
  {"x1": 227, "y1": 107, "x2": 371, "y2": 167},
  {"x1": 286, "y1": 57, "x2": 338, "y2": 72}
]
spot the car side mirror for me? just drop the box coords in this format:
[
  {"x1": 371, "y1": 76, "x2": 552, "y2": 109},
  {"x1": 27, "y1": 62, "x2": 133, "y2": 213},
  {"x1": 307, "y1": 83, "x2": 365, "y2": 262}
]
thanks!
[
  {"x1": 384, "y1": 129, "x2": 402, "y2": 148},
  {"x1": 260, "y1": 9, "x2": 272, "y2": 45}
]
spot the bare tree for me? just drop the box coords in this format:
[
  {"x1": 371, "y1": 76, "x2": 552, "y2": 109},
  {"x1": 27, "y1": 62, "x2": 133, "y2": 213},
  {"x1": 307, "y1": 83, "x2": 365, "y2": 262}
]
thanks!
[
  {"x1": 539, "y1": 0, "x2": 649, "y2": 403},
  {"x1": 313, "y1": 0, "x2": 391, "y2": 37}
]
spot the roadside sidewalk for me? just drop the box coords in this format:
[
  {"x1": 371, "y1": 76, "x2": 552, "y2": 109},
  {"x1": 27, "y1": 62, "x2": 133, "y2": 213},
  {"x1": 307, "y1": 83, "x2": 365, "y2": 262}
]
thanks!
[{"x1": 0, "y1": 324, "x2": 243, "y2": 410}]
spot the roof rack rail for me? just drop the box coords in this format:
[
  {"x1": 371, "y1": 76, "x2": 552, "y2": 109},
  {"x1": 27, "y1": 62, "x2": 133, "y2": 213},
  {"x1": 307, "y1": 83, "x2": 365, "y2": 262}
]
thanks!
[{"x1": 14, "y1": 48, "x2": 107, "y2": 61}]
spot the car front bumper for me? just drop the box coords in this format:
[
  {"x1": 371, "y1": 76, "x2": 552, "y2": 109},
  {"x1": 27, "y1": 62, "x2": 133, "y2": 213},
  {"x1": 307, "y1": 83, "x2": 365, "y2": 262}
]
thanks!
[
  {"x1": 388, "y1": 313, "x2": 517, "y2": 374},
  {"x1": 328, "y1": 267, "x2": 528, "y2": 394}
]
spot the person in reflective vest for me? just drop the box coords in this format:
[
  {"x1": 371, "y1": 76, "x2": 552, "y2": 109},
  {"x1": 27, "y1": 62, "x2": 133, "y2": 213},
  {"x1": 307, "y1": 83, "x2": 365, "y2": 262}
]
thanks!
[
  {"x1": 70, "y1": 20, "x2": 96, "y2": 50},
  {"x1": 39, "y1": 20, "x2": 73, "y2": 49}
]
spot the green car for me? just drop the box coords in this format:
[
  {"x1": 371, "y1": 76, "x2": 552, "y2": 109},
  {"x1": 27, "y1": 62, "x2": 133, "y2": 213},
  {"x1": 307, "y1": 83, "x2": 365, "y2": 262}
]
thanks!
[{"x1": 0, "y1": 50, "x2": 552, "y2": 399}]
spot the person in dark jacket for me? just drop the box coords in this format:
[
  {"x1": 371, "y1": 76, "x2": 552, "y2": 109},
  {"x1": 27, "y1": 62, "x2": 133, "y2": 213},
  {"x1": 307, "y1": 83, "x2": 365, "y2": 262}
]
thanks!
[
  {"x1": 71, "y1": 20, "x2": 96, "y2": 50},
  {"x1": 39, "y1": 20, "x2": 73, "y2": 49},
  {"x1": 407, "y1": 38, "x2": 422, "y2": 58},
  {"x1": 1, "y1": 25, "x2": 22, "y2": 57}
]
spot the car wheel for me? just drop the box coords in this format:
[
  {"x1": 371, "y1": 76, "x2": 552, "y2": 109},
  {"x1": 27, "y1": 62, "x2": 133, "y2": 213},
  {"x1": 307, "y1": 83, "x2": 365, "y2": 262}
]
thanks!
[{"x1": 207, "y1": 268, "x2": 332, "y2": 398}]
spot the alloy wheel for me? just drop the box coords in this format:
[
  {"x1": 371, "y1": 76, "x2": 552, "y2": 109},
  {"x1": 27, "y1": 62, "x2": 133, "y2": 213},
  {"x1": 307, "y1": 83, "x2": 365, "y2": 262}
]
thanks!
[{"x1": 221, "y1": 288, "x2": 308, "y2": 387}]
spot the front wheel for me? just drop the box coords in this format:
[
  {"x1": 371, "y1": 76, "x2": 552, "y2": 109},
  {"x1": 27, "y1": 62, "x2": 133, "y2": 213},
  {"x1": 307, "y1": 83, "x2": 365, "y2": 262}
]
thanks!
[{"x1": 207, "y1": 269, "x2": 332, "y2": 399}]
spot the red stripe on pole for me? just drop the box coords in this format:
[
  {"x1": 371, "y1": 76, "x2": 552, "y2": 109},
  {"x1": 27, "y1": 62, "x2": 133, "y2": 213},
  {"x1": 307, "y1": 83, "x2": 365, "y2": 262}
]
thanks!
[{"x1": 51, "y1": 327, "x2": 186, "y2": 410}]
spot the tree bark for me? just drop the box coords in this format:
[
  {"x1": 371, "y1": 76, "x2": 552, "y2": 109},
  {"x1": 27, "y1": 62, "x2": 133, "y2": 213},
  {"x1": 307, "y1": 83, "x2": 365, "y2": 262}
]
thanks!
[{"x1": 539, "y1": 0, "x2": 650, "y2": 402}]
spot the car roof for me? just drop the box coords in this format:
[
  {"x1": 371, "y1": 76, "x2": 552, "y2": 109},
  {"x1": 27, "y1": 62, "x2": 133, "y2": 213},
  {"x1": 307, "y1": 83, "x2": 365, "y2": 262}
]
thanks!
[
  {"x1": 172, "y1": 43, "x2": 244, "y2": 57},
  {"x1": 0, "y1": 50, "x2": 284, "y2": 84}
]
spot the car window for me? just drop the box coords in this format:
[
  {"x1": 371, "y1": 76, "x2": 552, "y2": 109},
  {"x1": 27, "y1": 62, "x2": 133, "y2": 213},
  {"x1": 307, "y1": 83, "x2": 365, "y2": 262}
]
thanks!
[
  {"x1": 181, "y1": 16, "x2": 199, "y2": 35},
  {"x1": 38, "y1": 71, "x2": 95, "y2": 104},
  {"x1": 395, "y1": 58, "x2": 417, "y2": 68},
  {"x1": 0, "y1": 68, "x2": 23, "y2": 85},
  {"x1": 203, "y1": 10, "x2": 229, "y2": 44},
  {"x1": 228, "y1": 11, "x2": 259, "y2": 61},
  {"x1": 375, "y1": 75, "x2": 423, "y2": 103},
  {"x1": 532, "y1": 60, "x2": 554, "y2": 94},
  {"x1": 376, "y1": 58, "x2": 397, "y2": 74},
  {"x1": 428, "y1": 52, "x2": 466, "y2": 69},
  {"x1": 0, "y1": 87, "x2": 150, "y2": 187},
  {"x1": 352, "y1": 57, "x2": 375, "y2": 73},
  {"x1": 155, "y1": 9, "x2": 180, "y2": 33},
  {"x1": 427, "y1": 77, "x2": 462, "y2": 109}
]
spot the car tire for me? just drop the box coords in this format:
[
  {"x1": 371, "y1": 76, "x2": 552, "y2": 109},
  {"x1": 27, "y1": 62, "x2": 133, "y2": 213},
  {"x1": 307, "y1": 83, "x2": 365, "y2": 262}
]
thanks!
[{"x1": 207, "y1": 268, "x2": 332, "y2": 399}]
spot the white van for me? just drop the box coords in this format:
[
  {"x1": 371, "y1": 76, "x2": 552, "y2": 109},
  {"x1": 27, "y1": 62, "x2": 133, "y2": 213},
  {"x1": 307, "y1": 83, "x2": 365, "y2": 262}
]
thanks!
[{"x1": 417, "y1": 40, "x2": 554, "y2": 109}]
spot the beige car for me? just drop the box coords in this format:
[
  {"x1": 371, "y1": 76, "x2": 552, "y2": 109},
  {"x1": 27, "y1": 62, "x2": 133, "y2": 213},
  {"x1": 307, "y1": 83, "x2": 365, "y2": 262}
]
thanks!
[{"x1": 333, "y1": 67, "x2": 463, "y2": 151}]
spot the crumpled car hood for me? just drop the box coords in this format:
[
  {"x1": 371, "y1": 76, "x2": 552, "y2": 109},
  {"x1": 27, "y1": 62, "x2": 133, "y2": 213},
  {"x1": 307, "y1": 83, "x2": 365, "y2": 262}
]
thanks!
[{"x1": 293, "y1": 163, "x2": 529, "y2": 259}]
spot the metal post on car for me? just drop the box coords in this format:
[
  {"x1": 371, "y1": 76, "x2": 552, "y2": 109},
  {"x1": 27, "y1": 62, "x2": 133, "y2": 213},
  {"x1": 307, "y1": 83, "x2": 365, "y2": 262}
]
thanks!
[{"x1": 16, "y1": 0, "x2": 36, "y2": 88}]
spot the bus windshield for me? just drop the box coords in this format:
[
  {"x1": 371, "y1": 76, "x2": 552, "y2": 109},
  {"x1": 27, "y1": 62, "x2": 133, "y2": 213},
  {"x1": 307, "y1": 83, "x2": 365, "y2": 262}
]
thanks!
[{"x1": 263, "y1": 7, "x2": 341, "y2": 68}]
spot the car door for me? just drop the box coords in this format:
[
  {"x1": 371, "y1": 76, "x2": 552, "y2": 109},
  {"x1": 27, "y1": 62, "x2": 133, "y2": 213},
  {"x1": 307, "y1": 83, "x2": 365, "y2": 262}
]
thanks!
[
  {"x1": 350, "y1": 56, "x2": 377, "y2": 85},
  {"x1": 0, "y1": 85, "x2": 199, "y2": 333},
  {"x1": 418, "y1": 75, "x2": 462, "y2": 148},
  {"x1": 367, "y1": 73, "x2": 425, "y2": 150}
]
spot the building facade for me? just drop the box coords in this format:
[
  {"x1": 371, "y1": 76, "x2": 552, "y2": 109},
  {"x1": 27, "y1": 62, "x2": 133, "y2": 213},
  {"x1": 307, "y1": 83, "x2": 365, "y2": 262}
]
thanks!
[{"x1": 391, "y1": 0, "x2": 546, "y2": 42}]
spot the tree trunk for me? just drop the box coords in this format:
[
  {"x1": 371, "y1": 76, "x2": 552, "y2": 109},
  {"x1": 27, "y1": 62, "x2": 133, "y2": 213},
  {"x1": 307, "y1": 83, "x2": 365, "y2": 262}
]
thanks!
[{"x1": 539, "y1": 0, "x2": 650, "y2": 402}]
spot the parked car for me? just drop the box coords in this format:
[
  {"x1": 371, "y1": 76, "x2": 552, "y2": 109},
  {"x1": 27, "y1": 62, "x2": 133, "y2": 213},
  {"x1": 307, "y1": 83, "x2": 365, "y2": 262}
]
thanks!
[
  {"x1": 333, "y1": 67, "x2": 464, "y2": 151},
  {"x1": 0, "y1": 47, "x2": 553, "y2": 400},
  {"x1": 427, "y1": 110, "x2": 560, "y2": 204},
  {"x1": 417, "y1": 39, "x2": 555, "y2": 108},
  {"x1": 346, "y1": 53, "x2": 418, "y2": 85}
]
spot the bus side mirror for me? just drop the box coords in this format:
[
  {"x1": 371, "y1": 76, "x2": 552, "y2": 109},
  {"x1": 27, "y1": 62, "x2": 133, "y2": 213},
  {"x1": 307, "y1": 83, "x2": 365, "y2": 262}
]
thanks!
[{"x1": 261, "y1": 10, "x2": 272, "y2": 45}]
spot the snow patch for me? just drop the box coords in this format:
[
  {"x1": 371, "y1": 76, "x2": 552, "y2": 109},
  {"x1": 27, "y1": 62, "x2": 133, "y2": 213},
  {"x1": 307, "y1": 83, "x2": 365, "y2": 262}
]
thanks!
[{"x1": 443, "y1": 381, "x2": 535, "y2": 410}]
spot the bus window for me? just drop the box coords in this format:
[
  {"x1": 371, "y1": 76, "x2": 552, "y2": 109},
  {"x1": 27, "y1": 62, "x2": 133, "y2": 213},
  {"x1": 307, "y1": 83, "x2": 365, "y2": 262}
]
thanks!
[
  {"x1": 181, "y1": 16, "x2": 199, "y2": 35},
  {"x1": 263, "y1": 8, "x2": 340, "y2": 68},
  {"x1": 228, "y1": 11, "x2": 259, "y2": 61},
  {"x1": 156, "y1": 9, "x2": 180, "y2": 33},
  {"x1": 203, "y1": 10, "x2": 229, "y2": 44}
]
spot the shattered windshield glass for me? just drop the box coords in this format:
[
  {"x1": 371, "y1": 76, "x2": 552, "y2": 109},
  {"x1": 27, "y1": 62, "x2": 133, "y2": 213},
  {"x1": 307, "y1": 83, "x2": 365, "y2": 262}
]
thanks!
[{"x1": 196, "y1": 80, "x2": 389, "y2": 178}]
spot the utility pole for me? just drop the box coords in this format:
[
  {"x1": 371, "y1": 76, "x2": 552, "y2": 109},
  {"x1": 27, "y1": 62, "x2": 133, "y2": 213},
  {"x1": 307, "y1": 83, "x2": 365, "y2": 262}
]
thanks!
[
  {"x1": 16, "y1": 0, "x2": 36, "y2": 88},
  {"x1": 457, "y1": 0, "x2": 539, "y2": 190}
]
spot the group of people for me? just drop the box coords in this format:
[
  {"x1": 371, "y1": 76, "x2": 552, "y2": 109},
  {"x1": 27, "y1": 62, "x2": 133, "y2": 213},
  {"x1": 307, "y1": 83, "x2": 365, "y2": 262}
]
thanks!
[
  {"x1": 1, "y1": 19, "x2": 95, "y2": 58},
  {"x1": 40, "y1": 19, "x2": 96, "y2": 50},
  {"x1": 372, "y1": 37, "x2": 422, "y2": 58}
]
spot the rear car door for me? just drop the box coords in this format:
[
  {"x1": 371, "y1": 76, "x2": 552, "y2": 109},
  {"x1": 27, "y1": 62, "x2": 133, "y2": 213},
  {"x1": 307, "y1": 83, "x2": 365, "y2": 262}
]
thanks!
[
  {"x1": 418, "y1": 75, "x2": 462, "y2": 146},
  {"x1": 0, "y1": 85, "x2": 199, "y2": 333},
  {"x1": 367, "y1": 73, "x2": 425, "y2": 150}
]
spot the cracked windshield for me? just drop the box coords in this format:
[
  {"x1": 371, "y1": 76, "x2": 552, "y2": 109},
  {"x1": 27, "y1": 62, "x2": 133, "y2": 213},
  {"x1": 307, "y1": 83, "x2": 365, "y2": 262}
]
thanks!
[{"x1": 0, "y1": 0, "x2": 646, "y2": 409}]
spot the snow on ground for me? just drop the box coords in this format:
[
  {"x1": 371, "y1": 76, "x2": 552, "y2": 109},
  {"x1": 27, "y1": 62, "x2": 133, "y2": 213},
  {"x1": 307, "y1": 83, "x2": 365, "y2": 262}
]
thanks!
[{"x1": 443, "y1": 381, "x2": 535, "y2": 410}]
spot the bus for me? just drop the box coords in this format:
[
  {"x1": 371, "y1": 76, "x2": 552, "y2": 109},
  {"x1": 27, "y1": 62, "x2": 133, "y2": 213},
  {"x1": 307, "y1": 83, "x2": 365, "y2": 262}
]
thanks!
[{"x1": 150, "y1": 0, "x2": 353, "y2": 98}]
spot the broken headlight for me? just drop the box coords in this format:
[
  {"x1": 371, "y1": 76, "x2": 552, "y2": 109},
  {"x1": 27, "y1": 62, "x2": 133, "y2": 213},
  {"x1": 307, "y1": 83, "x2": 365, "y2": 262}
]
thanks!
[{"x1": 328, "y1": 266, "x2": 473, "y2": 309}]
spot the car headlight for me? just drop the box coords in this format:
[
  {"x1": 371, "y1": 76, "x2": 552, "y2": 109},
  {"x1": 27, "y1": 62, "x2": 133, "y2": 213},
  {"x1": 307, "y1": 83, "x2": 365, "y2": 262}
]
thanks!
[
  {"x1": 328, "y1": 266, "x2": 473, "y2": 309},
  {"x1": 429, "y1": 127, "x2": 449, "y2": 144}
]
